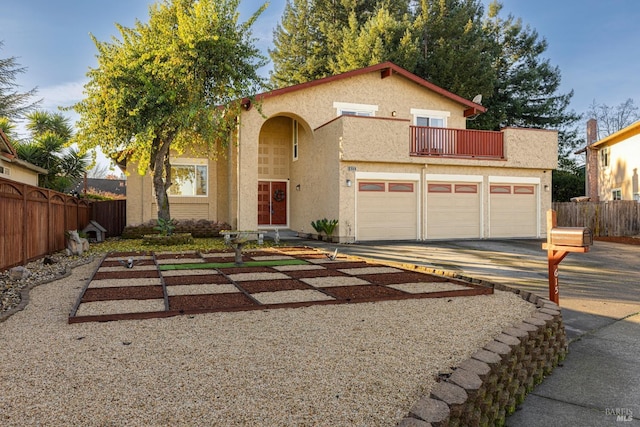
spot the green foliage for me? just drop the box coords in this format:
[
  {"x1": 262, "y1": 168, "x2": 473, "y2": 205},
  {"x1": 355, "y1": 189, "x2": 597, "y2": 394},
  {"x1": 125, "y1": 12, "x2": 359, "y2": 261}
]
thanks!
[
  {"x1": 73, "y1": 0, "x2": 267, "y2": 221},
  {"x1": 331, "y1": 8, "x2": 418, "y2": 73},
  {"x1": 153, "y1": 217, "x2": 176, "y2": 236},
  {"x1": 13, "y1": 111, "x2": 90, "y2": 192},
  {"x1": 0, "y1": 41, "x2": 40, "y2": 119},
  {"x1": 552, "y1": 169, "x2": 585, "y2": 202},
  {"x1": 311, "y1": 218, "x2": 339, "y2": 236},
  {"x1": 413, "y1": 0, "x2": 494, "y2": 100}
]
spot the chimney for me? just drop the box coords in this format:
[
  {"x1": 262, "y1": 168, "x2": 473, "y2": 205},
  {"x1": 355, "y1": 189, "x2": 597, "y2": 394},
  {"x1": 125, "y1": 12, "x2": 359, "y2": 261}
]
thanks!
[{"x1": 585, "y1": 118, "x2": 599, "y2": 202}]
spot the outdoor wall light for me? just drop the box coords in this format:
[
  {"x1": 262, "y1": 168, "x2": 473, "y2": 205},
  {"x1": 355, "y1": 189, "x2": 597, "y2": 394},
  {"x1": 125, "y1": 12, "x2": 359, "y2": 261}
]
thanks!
[
  {"x1": 295, "y1": 184, "x2": 301, "y2": 191},
  {"x1": 391, "y1": 111, "x2": 397, "y2": 117},
  {"x1": 346, "y1": 179, "x2": 352, "y2": 187},
  {"x1": 544, "y1": 184, "x2": 550, "y2": 192}
]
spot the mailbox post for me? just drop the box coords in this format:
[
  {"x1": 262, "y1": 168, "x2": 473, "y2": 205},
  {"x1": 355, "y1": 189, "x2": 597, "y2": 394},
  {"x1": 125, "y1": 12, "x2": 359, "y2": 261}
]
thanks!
[{"x1": 542, "y1": 210, "x2": 592, "y2": 304}]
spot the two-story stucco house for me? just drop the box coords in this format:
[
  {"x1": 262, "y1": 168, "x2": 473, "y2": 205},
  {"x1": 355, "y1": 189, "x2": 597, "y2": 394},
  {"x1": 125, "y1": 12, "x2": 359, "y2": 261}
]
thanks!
[
  {"x1": 0, "y1": 129, "x2": 47, "y2": 186},
  {"x1": 584, "y1": 119, "x2": 640, "y2": 202},
  {"x1": 126, "y1": 62, "x2": 558, "y2": 241}
]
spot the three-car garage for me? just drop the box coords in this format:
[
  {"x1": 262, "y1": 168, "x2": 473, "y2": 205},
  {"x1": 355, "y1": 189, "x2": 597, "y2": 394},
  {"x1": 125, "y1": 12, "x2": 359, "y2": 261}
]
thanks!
[{"x1": 354, "y1": 173, "x2": 540, "y2": 241}]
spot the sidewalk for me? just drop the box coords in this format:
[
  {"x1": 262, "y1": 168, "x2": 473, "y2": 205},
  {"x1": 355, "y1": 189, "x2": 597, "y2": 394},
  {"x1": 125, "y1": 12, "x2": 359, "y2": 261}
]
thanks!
[{"x1": 506, "y1": 312, "x2": 639, "y2": 426}]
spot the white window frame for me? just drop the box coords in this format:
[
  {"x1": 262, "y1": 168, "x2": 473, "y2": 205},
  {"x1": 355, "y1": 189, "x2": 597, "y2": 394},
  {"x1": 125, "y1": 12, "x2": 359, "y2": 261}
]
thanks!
[
  {"x1": 0, "y1": 165, "x2": 10, "y2": 176},
  {"x1": 292, "y1": 119, "x2": 299, "y2": 161},
  {"x1": 410, "y1": 108, "x2": 450, "y2": 128},
  {"x1": 612, "y1": 188, "x2": 622, "y2": 200},
  {"x1": 600, "y1": 147, "x2": 610, "y2": 168},
  {"x1": 333, "y1": 102, "x2": 378, "y2": 117},
  {"x1": 168, "y1": 158, "x2": 208, "y2": 197}
]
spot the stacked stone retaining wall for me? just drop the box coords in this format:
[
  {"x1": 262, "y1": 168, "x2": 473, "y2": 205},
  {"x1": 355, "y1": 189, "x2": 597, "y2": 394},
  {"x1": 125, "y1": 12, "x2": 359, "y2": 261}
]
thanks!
[{"x1": 397, "y1": 278, "x2": 567, "y2": 427}]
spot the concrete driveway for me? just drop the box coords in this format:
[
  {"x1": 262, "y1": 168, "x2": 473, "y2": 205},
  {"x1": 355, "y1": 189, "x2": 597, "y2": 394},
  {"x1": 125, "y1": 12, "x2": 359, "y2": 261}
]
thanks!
[{"x1": 293, "y1": 236, "x2": 640, "y2": 426}]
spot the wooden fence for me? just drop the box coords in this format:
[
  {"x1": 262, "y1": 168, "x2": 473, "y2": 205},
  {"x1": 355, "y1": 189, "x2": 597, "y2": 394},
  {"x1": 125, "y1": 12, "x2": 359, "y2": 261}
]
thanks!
[
  {"x1": 553, "y1": 201, "x2": 640, "y2": 237},
  {"x1": 92, "y1": 199, "x2": 126, "y2": 238},
  {"x1": 1, "y1": 177, "x2": 91, "y2": 270}
]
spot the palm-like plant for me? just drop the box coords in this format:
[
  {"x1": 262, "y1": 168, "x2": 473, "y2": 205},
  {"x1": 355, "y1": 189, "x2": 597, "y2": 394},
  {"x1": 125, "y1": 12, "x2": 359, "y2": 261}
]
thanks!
[{"x1": 13, "y1": 110, "x2": 90, "y2": 192}]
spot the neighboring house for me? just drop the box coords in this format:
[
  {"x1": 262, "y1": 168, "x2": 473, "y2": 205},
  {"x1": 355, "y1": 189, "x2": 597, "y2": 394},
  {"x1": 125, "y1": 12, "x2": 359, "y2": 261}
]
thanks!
[
  {"x1": 584, "y1": 119, "x2": 640, "y2": 202},
  {"x1": 70, "y1": 178, "x2": 127, "y2": 197},
  {"x1": 127, "y1": 62, "x2": 557, "y2": 241},
  {"x1": 0, "y1": 129, "x2": 47, "y2": 186}
]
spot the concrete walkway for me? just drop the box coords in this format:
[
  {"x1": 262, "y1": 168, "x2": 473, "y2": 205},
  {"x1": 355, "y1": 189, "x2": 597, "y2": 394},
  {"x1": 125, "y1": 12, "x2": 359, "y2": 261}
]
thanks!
[{"x1": 278, "y1": 232, "x2": 640, "y2": 426}]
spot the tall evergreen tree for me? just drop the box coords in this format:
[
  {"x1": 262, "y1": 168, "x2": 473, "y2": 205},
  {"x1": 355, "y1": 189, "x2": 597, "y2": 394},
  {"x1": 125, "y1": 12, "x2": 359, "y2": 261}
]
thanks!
[
  {"x1": 331, "y1": 7, "x2": 418, "y2": 73},
  {"x1": 269, "y1": 0, "x2": 327, "y2": 87},
  {"x1": 413, "y1": 0, "x2": 495, "y2": 100},
  {"x1": 0, "y1": 41, "x2": 40, "y2": 119},
  {"x1": 471, "y1": 1, "x2": 578, "y2": 131}
]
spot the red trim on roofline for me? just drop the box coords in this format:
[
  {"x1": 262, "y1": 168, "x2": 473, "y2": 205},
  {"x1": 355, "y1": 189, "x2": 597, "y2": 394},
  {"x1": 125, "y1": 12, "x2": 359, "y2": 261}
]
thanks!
[{"x1": 242, "y1": 62, "x2": 486, "y2": 114}]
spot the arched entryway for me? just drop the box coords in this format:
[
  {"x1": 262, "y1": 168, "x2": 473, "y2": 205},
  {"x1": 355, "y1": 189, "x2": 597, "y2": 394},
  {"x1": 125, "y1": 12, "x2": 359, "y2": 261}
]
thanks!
[{"x1": 257, "y1": 114, "x2": 310, "y2": 228}]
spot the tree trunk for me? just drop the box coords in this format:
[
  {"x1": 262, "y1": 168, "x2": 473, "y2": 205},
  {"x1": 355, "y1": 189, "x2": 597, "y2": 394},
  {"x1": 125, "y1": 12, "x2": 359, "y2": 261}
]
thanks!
[{"x1": 151, "y1": 136, "x2": 173, "y2": 222}]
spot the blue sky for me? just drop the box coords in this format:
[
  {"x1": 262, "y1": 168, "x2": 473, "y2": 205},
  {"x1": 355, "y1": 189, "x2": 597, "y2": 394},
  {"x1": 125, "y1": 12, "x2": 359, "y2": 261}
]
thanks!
[{"x1": 2, "y1": 0, "x2": 639, "y2": 136}]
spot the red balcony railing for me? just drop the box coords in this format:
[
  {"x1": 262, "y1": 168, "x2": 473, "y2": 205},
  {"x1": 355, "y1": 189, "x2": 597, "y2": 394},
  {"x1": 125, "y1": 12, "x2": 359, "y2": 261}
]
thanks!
[{"x1": 410, "y1": 126, "x2": 504, "y2": 159}]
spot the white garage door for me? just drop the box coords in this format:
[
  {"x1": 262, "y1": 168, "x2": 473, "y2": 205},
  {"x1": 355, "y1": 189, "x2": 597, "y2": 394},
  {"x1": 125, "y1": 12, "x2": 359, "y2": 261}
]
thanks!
[
  {"x1": 490, "y1": 184, "x2": 538, "y2": 237},
  {"x1": 357, "y1": 181, "x2": 418, "y2": 240},
  {"x1": 426, "y1": 182, "x2": 481, "y2": 239}
]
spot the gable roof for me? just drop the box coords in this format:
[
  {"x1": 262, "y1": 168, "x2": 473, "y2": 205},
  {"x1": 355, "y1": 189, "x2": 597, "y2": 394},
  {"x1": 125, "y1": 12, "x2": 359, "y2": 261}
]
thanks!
[
  {"x1": 589, "y1": 120, "x2": 640, "y2": 150},
  {"x1": 244, "y1": 62, "x2": 486, "y2": 117},
  {"x1": 0, "y1": 129, "x2": 48, "y2": 174}
]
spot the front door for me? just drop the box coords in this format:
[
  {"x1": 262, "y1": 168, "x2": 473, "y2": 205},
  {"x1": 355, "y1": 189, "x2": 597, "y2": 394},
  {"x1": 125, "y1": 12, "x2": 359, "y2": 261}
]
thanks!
[{"x1": 258, "y1": 181, "x2": 287, "y2": 226}]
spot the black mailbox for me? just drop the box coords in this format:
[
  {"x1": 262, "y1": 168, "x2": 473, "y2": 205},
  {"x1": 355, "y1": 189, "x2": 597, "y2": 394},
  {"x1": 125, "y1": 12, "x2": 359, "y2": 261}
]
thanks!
[{"x1": 549, "y1": 227, "x2": 593, "y2": 247}]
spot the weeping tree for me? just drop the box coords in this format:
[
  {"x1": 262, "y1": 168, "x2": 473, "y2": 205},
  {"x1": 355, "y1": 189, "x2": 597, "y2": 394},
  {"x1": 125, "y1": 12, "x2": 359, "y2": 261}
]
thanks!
[{"x1": 73, "y1": 0, "x2": 267, "y2": 221}]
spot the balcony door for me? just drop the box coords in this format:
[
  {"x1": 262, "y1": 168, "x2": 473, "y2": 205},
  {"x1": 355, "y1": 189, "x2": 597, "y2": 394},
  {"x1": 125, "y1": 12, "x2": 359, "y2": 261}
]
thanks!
[{"x1": 258, "y1": 181, "x2": 288, "y2": 226}]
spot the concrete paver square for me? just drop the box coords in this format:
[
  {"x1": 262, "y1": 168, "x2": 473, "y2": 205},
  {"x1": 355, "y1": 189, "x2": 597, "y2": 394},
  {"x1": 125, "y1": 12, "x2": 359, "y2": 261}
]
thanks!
[
  {"x1": 166, "y1": 284, "x2": 239, "y2": 296},
  {"x1": 301, "y1": 276, "x2": 370, "y2": 288},
  {"x1": 75, "y1": 299, "x2": 165, "y2": 316},
  {"x1": 338, "y1": 266, "x2": 403, "y2": 275},
  {"x1": 251, "y1": 289, "x2": 335, "y2": 305},
  {"x1": 226, "y1": 272, "x2": 290, "y2": 281},
  {"x1": 388, "y1": 282, "x2": 470, "y2": 293},
  {"x1": 88, "y1": 278, "x2": 162, "y2": 288}
]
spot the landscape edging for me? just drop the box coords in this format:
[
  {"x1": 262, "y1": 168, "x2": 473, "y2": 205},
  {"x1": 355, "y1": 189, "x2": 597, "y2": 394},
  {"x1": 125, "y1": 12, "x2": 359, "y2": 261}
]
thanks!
[{"x1": 393, "y1": 267, "x2": 568, "y2": 427}]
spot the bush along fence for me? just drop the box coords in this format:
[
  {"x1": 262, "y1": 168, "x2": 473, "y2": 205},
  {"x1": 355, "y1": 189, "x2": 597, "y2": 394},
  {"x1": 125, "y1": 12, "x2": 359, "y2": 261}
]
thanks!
[
  {"x1": 0, "y1": 177, "x2": 91, "y2": 270},
  {"x1": 553, "y1": 201, "x2": 640, "y2": 237}
]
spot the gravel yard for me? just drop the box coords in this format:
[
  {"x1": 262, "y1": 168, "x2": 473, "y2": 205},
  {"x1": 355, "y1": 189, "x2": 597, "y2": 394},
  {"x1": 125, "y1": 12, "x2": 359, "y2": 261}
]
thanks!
[{"x1": 0, "y1": 258, "x2": 536, "y2": 426}]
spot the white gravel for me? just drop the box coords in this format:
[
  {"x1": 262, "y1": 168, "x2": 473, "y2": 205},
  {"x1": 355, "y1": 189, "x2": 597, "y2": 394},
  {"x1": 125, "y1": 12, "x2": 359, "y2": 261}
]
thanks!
[{"x1": 0, "y1": 259, "x2": 536, "y2": 426}]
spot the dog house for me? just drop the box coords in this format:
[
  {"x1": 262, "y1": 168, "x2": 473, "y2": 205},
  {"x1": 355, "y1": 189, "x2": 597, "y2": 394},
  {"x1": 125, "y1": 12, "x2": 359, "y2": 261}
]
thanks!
[{"x1": 83, "y1": 220, "x2": 107, "y2": 243}]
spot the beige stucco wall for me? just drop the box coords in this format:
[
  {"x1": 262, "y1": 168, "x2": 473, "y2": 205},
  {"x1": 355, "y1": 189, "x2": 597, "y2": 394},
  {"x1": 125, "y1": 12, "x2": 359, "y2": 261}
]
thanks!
[
  {"x1": 0, "y1": 158, "x2": 40, "y2": 186},
  {"x1": 125, "y1": 145, "x2": 233, "y2": 225},
  {"x1": 598, "y1": 134, "x2": 640, "y2": 200}
]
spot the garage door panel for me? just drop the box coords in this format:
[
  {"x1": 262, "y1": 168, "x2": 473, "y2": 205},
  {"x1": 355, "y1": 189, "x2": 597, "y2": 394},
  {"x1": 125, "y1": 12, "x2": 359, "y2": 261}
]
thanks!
[
  {"x1": 426, "y1": 183, "x2": 480, "y2": 239},
  {"x1": 490, "y1": 185, "x2": 537, "y2": 237},
  {"x1": 357, "y1": 181, "x2": 417, "y2": 241}
]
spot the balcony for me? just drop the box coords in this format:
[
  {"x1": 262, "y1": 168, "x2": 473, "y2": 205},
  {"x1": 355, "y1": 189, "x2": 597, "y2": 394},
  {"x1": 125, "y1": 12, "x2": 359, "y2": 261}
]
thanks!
[{"x1": 410, "y1": 126, "x2": 504, "y2": 159}]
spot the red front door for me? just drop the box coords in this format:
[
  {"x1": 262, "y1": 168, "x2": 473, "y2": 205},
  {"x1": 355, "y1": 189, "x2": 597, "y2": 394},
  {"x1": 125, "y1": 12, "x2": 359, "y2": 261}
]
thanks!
[{"x1": 258, "y1": 181, "x2": 287, "y2": 226}]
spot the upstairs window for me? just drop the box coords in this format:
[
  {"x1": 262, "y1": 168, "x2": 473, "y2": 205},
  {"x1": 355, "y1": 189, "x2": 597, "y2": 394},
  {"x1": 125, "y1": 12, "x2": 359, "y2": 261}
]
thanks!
[
  {"x1": 600, "y1": 147, "x2": 610, "y2": 168},
  {"x1": 292, "y1": 119, "x2": 299, "y2": 161},
  {"x1": 411, "y1": 108, "x2": 449, "y2": 128},
  {"x1": 333, "y1": 102, "x2": 378, "y2": 117}
]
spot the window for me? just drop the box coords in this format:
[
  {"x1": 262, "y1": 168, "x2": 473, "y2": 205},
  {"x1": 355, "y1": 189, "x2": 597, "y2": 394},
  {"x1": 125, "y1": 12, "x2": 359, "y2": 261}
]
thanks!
[
  {"x1": 612, "y1": 189, "x2": 622, "y2": 200},
  {"x1": 0, "y1": 165, "x2": 10, "y2": 176},
  {"x1": 389, "y1": 182, "x2": 414, "y2": 192},
  {"x1": 410, "y1": 108, "x2": 450, "y2": 128},
  {"x1": 292, "y1": 120, "x2": 299, "y2": 161},
  {"x1": 490, "y1": 185, "x2": 511, "y2": 194},
  {"x1": 600, "y1": 147, "x2": 610, "y2": 168},
  {"x1": 359, "y1": 182, "x2": 385, "y2": 192},
  {"x1": 455, "y1": 184, "x2": 477, "y2": 193},
  {"x1": 168, "y1": 163, "x2": 207, "y2": 196},
  {"x1": 333, "y1": 102, "x2": 378, "y2": 117},
  {"x1": 428, "y1": 183, "x2": 452, "y2": 193}
]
